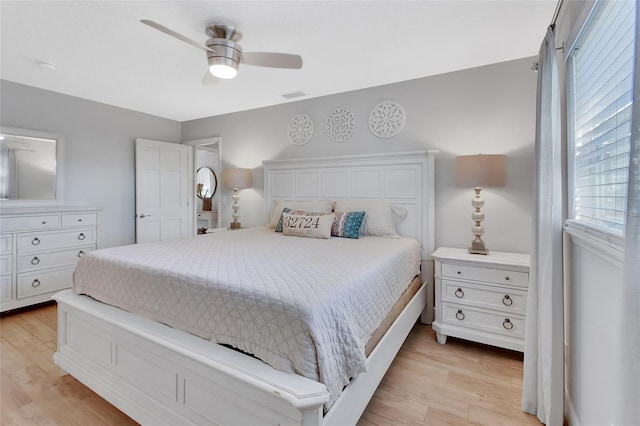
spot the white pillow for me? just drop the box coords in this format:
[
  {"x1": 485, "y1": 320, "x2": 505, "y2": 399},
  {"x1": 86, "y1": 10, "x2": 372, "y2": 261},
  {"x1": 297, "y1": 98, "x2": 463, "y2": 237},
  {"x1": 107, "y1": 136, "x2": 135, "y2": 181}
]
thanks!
[
  {"x1": 333, "y1": 199, "x2": 402, "y2": 238},
  {"x1": 268, "y1": 200, "x2": 334, "y2": 228},
  {"x1": 281, "y1": 212, "x2": 334, "y2": 239}
]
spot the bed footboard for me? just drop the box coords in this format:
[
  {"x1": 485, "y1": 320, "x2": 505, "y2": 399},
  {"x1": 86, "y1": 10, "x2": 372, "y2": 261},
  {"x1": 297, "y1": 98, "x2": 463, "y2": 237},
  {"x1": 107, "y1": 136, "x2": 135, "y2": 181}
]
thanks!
[{"x1": 53, "y1": 290, "x2": 328, "y2": 426}]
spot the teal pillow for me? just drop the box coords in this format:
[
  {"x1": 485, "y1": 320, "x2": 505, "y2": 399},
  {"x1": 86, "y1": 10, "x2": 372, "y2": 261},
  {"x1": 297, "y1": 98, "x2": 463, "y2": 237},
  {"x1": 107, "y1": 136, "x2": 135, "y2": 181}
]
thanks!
[{"x1": 331, "y1": 211, "x2": 365, "y2": 239}]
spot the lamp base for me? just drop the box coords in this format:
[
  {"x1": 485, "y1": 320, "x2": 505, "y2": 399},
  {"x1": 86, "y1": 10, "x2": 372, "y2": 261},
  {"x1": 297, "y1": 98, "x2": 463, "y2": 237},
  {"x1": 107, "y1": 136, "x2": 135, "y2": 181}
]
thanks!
[
  {"x1": 229, "y1": 221, "x2": 242, "y2": 230},
  {"x1": 468, "y1": 240, "x2": 489, "y2": 255}
]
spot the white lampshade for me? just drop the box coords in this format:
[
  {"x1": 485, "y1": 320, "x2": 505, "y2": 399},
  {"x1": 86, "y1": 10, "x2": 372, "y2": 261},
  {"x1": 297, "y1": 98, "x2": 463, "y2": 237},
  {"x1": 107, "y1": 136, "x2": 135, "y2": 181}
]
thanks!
[
  {"x1": 455, "y1": 154, "x2": 507, "y2": 188},
  {"x1": 223, "y1": 168, "x2": 252, "y2": 189}
]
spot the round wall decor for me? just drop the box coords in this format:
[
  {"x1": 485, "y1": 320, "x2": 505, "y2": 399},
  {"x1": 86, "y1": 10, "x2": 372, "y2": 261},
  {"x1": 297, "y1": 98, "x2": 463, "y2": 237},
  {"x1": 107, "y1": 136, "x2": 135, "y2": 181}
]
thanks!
[
  {"x1": 368, "y1": 100, "x2": 406, "y2": 138},
  {"x1": 287, "y1": 114, "x2": 314, "y2": 145},
  {"x1": 325, "y1": 108, "x2": 356, "y2": 143}
]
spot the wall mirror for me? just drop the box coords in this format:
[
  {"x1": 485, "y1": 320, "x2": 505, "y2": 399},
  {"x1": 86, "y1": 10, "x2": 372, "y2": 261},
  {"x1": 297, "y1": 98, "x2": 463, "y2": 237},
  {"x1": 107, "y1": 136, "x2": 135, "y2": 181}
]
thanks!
[
  {"x1": 196, "y1": 167, "x2": 218, "y2": 199},
  {"x1": 0, "y1": 126, "x2": 64, "y2": 206}
]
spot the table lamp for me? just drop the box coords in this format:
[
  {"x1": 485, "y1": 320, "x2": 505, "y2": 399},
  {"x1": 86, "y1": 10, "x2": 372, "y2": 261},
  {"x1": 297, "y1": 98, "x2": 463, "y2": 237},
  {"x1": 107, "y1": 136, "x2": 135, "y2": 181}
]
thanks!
[
  {"x1": 455, "y1": 154, "x2": 506, "y2": 255},
  {"x1": 222, "y1": 168, "x2": 252, "y2": 229}
]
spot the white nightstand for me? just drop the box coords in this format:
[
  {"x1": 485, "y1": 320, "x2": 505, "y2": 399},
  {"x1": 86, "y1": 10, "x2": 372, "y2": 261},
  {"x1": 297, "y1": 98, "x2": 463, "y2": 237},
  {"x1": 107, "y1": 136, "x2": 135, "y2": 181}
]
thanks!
[{"x1": 431, "y1": 247, "x2": 530, "y2": 352}]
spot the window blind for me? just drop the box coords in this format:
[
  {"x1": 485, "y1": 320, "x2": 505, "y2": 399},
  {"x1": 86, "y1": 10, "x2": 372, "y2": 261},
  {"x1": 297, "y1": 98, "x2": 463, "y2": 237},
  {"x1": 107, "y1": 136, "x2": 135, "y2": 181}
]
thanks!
[{"x1": 571, "y1": 0, "x2": 636, "y2": 234}]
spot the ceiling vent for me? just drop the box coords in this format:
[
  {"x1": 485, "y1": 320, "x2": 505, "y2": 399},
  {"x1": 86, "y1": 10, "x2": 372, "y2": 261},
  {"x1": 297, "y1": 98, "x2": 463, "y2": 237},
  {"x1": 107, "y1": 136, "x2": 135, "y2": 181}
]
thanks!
[{"x1": 281, "y1": 91, "x2": 306, "y2": 99}]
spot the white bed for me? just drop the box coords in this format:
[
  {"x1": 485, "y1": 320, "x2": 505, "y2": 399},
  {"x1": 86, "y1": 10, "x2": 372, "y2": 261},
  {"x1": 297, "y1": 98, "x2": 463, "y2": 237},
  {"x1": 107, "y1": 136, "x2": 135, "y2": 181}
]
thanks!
[{"x1": 53, "y1": 150, "x2": 437, "y2": 426}]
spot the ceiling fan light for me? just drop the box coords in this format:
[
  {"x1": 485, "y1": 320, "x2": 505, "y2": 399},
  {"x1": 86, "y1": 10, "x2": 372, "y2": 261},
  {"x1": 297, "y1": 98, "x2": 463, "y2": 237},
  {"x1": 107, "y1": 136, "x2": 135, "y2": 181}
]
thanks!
[{"x1": 209, "y1": 64, "x2": 238, "y2": 79}]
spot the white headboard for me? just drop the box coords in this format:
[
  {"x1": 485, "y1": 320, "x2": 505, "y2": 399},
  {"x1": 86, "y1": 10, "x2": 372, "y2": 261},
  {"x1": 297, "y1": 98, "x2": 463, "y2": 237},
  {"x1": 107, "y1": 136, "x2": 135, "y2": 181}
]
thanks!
[{"x1": 263, "y1": 151, "x2": 437, "y2": 262}]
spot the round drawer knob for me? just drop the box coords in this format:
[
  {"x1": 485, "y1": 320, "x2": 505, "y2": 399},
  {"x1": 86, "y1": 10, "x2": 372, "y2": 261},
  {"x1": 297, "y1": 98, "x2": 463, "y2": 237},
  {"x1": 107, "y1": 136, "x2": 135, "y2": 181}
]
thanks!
[
  {"x1": 503, "y1": 318, "x2": 514, "y2": 330},
  {"x1": 31, "y1": 256, "x2": 40, "y2": 265},
  {"x1": 31, "y1": 279, "x2": 41, "y2": 288},
  {"x1": 31, "y1": 237, "x2": 41, "y2": 246},
  {"x1": 457, "y1": 271, "x2": 462, "y2": 275},
  {"x1": 78, "y1": 233, "x2": 86, "y2": 240},
  {"x1": 504, "y1": 276, "x2": 510, "y2": 281},
  {"x1": 456, "y1": 310, "x2": 465, "y2": 321},
  {"x1": 455, "y1": 288, "x2": 464, "y2": 298},
  {"x1": 41, "y1": 221, "x2": 46, "y2": 225},
  {"x1": 502, "y1": 295, "x2": 513, "y2": 306},
  {"x1": 78, "y1": 250, "x2": 85, "y2": 258},
  {"x1": 78, "y1": 218, "x2": 83, "y2": 222}
]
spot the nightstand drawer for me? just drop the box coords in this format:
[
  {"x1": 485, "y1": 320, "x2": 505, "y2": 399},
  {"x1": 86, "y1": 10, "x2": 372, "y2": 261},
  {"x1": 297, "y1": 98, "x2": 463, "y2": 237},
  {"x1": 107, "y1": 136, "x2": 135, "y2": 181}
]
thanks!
[
  {"x1": 441, "y1": 263, "x2": 528, "y2": 287},
  {"x1": 442, "y1": 303, "x2": 525, "y2": 339},
  {"x1": 442, "y1": 280, "x2": 527, "y2": 315}
]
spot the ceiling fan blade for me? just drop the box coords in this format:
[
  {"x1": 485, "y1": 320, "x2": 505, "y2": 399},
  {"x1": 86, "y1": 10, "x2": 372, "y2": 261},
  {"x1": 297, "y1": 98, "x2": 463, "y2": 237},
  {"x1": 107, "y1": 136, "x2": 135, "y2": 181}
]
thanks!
[
  {"x1": 141, "y1": 20, "x2": 215, "y2": 53},
  {"x1": 202, "y1": 70, "x2": 220, "y2": 85},
  {"x1": 240, "y1": 52, "x2": 303, "y2": 69}
]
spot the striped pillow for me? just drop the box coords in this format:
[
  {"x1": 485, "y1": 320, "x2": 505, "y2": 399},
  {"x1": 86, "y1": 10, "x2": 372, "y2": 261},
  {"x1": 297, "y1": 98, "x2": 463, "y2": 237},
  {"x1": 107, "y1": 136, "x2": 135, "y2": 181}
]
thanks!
[{"x1": 331, "y1": 211, "x2": 366, "y2": 239}]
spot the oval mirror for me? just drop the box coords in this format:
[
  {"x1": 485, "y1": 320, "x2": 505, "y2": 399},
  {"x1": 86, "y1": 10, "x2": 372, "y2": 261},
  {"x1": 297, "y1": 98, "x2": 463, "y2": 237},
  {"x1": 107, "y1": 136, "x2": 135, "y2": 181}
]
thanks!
[{"x1": 196, "y1": 167, "x2": 217, "y2": 199}]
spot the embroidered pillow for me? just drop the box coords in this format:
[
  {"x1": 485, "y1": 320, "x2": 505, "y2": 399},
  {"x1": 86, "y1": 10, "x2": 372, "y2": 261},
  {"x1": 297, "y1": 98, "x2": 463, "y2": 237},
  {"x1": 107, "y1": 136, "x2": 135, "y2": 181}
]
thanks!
[
  {"x1": 275, "y1": 208, "x2": 329, "y2": 232},
  {"x1": 282, "y1": 212, "x2": 334, "y2": 239},
  {"x1": 332, "y1": 211, "x2": 366, "y2": 239},
  {"x1": 268, "y1": 200, "x2": 334, "y2": 228}
]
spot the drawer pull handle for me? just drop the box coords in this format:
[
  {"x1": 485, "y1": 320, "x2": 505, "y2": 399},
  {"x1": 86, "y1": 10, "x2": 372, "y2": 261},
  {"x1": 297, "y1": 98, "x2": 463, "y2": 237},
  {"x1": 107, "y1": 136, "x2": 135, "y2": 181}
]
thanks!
[
  {"x1": 502, "y1": 295, "x2": 513, "y2": 306},
  {"x1": 78, "y1": 250, "x2": 86, "y2": 258},
  {"x1": 504, "y1": 276, "x2": 510, "y2": 281},
  {"x1": 78, "y1": 218, "x2": 83, "y2": 222},
  {"x1": 41, "y1": 221, "x2": 46, "y2": 225},
  {"x1": 31, "y1": 256, "x2": 40, "y2": 265},
  {"x1": 456, "y1": 310, "x2": 465, "y2": 321},
  {"x1": 78, "y1": 233, "x2": 86, "y2": 240},
  {"x1": 457, "y1": 271, "x2": 462, "y2": 275},
  {"x1": 503, "y1": 318, "x2": 514, "y2": 330},
  {"x1": 455, "y1": 288, "x2": 464, "y2": 298},
  {"x1": 31, "y1": 237, "x2": 41, "y2": 245},
  {"x1": 31, "y1": 279, "x2": 41, "y2": 288}
]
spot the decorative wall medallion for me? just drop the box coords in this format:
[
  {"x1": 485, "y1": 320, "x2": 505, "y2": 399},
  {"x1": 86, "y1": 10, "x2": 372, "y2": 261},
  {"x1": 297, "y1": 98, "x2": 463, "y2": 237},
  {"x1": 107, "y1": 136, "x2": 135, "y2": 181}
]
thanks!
[
  {"x1": 287, "y1": 114, "x2": 314, "y2": 145},
  {"x1": 368, "y1": 101, "x2": 406, "y2": 138},
  {"x1": 325, "y1": 108, "x2": 356, "y2": 143}
]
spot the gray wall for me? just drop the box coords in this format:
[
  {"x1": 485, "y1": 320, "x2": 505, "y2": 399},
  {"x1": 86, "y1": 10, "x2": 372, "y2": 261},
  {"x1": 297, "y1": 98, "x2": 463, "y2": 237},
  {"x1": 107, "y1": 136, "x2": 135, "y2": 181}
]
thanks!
[
  {"x1": 0, "y1": 80, "x2": 182, "y2": 248},
  {"x1": 183, "y1": 57, "x2": 537, "y2": 254}
]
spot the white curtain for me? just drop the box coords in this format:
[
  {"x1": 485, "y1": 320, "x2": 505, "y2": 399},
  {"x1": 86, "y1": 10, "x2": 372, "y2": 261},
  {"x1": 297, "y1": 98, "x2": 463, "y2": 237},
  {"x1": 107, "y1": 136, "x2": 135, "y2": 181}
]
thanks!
[
  {"x1": 619, "y1": 4, "x2": 640, "y2": 424},
  {"x1": 522, "y1": 26, "x2": 564, "y2": 426}
]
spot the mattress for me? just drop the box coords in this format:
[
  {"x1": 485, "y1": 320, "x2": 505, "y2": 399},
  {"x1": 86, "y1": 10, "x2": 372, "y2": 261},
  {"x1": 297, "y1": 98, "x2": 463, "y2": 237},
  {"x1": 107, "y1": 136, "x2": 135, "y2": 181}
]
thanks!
[{"x1": 73, "y1": 227, "x2": 421, "y2": 409}]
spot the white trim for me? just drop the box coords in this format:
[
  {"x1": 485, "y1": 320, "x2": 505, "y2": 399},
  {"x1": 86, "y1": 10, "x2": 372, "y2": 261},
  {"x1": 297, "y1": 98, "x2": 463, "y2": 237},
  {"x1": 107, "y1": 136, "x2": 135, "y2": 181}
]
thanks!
[
  {"x1": 565, "y1": 388, "x2": 581, "y2": 426},
  {"x1": 563, "y1": 0, "x2": 597, "y2": 62},
  {"x1": 564, "y1": 221, "x2": 624, "y2": 268}
]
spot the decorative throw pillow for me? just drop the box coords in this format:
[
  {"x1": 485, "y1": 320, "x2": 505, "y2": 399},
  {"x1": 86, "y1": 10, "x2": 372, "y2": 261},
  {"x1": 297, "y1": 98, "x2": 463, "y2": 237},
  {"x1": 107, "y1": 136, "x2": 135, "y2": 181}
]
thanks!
[
  {"x1": 268, "y1": 200, "x2": 334, "y2": 228},
  {"x1": 281, "y1": 212, "x2": 334, "y2": 239},
  {"x1": 332, "y1": 211, "x2": 366, "y2": 239},
  {"x1": 275, "y1": 208, "x2": 329, "y2": 232},
  {"x1": 333, "y1": 199, "x2": 400, "y2": 238}
]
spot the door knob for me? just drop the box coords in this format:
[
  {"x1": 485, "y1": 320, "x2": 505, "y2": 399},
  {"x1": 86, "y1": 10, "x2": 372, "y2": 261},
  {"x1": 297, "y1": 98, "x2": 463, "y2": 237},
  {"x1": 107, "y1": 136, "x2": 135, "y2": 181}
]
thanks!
[{"x1": 139, "y1": 214, "x2": 151, "y2": 218}]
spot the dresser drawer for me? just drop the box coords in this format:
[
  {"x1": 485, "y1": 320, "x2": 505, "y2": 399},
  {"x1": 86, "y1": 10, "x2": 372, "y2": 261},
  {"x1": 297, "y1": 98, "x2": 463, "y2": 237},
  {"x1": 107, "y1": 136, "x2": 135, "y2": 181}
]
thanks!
[
  {"x1": 17, "y1": 246, "x2": 95, "y2": 273},
  {"x1": 17, "y1": 267, "x2": 74, "y2": 299},
  {"x1": 61, "y1": 213, "x2": 97, "y2": 228},
  {"x1": 0, "y1": 255, "x2": 12, "y2": 275},
  {"x1": 17, "y1": 228, "x2": 97, "y2": 253},
  {"x1": 441, "y1": 263, "x2": 528, "y2": 287},
  {"x1": 0, "y1": 234, "x2": 12, "y2": 255},
  {"x1": 0, "y1": 275, "x2": 12, "y2": 302},
  {"x1": 0, "y1": 215, "x2": 60, "y2": 232},
  {"x1": 442, "y1": 303, "x2": 525, "y2": 339},
  {"x1": 442, "y1": 280, "x2": 527, "y2": 315}
]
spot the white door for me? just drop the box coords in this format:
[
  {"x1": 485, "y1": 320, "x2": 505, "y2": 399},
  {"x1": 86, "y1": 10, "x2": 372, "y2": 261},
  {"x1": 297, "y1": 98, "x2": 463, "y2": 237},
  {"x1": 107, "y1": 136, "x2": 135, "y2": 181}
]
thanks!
[{"x1": 135, "y1": 138, "x2": 190, "y2": 243}]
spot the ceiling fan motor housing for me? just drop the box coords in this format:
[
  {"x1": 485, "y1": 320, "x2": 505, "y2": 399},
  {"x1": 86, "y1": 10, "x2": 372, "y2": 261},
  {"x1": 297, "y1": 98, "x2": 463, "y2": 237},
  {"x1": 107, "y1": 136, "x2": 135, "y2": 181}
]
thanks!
[{"x1": 206, "y1": 38, "x2": 242, "y2": 73}]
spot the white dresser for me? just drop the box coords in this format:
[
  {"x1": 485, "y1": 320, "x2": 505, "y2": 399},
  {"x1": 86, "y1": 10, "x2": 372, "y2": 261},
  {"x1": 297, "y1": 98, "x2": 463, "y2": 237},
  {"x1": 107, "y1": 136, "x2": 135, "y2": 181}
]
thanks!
[
  {"x1": 431, "y1": 247, "x2": 530, "y2": 352},
  {"x1": 0, "y1": 207, "x2": 98, "y2": 312}
]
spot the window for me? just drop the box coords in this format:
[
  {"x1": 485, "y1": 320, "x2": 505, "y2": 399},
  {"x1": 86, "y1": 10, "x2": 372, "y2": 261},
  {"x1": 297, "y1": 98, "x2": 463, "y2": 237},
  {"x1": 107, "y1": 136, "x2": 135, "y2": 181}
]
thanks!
[{"x1": 569, "y1": 0, "x2": 636, "y2": 236}]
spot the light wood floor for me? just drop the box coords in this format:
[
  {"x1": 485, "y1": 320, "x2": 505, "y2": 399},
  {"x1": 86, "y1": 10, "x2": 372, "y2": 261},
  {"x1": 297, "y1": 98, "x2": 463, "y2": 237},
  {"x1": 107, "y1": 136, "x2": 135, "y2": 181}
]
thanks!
[{"x1": 1, "y1": 303, "x2": 542, "y2": 426}]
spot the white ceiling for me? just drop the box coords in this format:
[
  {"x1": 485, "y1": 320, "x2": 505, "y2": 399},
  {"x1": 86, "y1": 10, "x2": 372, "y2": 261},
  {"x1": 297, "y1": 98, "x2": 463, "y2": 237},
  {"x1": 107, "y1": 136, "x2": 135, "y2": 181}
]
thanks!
[{"x1": 0, "y1": 1, "x2": 556, "y2": 122}]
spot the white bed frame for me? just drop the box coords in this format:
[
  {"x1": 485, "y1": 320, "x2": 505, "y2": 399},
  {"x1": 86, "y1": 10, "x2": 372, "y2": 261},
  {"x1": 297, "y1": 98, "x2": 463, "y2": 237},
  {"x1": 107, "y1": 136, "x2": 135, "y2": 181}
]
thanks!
[{"x1": 53, "y1": 150, "x2": 437, "y2": 426}]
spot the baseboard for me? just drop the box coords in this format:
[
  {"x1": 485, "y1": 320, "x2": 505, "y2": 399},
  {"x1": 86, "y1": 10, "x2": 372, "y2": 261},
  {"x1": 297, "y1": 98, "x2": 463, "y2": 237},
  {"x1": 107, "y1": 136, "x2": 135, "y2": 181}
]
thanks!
[{"x1": 565, "y1": 388, "x2": 580, "y2": 426}]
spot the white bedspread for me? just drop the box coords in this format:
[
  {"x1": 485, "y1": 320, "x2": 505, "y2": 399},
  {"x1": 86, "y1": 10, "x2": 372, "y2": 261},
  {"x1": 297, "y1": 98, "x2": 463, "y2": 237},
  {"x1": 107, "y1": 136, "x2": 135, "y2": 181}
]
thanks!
[{"x1": 73, "y1": 227, "x2": 421, "y2": 409}]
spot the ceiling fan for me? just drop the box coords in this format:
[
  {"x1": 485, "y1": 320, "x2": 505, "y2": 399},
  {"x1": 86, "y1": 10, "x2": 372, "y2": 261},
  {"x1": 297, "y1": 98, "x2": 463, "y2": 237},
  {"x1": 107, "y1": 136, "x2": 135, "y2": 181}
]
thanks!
[{"x1": 141, "y1": 20, "x2": 303, "y2": 85}]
